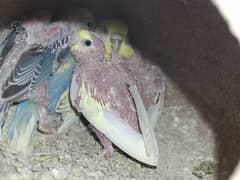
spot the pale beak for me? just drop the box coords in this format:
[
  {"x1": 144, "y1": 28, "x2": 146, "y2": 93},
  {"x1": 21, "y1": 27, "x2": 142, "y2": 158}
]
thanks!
[{"x1": 110, "y1": 33, "x2": 123, "y2": 51}]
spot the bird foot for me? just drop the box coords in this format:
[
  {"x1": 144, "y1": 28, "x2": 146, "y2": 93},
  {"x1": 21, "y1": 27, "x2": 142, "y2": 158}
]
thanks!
[
  {"x1": 57, "y1": 111, "x2": 79, "y2": 134},
  {"x1": 37, "y1": 120, "x2": 57, "y2": 135},
  {"x1": 95, "y1": 130, "x2": 115, "y2": 159}
]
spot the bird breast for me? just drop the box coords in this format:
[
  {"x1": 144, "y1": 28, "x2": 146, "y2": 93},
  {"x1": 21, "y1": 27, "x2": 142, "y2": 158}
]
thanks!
[{"x1": 76, "y1": 61, "x2": 139, "y2": 131}]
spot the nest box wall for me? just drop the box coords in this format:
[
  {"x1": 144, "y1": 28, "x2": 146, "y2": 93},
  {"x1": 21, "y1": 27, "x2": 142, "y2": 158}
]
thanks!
[{"x1": 0, "y1": 0, "x2": 240, "y2": 179}]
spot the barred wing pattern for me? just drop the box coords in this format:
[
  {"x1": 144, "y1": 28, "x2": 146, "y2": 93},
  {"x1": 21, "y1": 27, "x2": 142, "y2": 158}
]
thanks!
[{"x1": 2, "y1": 46, "x2": 56, "y2": 101}]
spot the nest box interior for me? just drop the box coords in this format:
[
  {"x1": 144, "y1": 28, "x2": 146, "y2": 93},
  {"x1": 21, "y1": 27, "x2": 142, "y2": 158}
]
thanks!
[{"x1": 0, "y1": 0, "x2": 240, "y2": 179}]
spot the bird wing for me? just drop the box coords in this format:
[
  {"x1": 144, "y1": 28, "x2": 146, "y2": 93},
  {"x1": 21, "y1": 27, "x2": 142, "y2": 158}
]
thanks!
[
  {"x1": 1, "y1": 46, "x2": 56, "y2": 101},
  {"x1": 128, "y1": 85, "x2": 159, "y2": 158}
]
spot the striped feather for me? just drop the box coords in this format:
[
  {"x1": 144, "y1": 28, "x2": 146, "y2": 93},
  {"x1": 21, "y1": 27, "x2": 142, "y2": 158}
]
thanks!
[{"x1": 2, "y1": 47, "x2": 56, "y2": 101}]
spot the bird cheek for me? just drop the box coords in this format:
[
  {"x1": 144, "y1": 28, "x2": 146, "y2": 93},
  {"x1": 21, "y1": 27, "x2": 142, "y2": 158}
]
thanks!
[{"x1": 90, "y1": 49, "x2": 94, "y2": 54}]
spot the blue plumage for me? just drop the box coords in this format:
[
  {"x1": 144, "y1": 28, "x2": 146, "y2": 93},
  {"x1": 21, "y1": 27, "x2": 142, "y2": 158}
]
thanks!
[
  {"x1": 48, "y1": 48, "x2": 76, "y2": 113},
  {"x1": 7, "y1": 100, "x2": 37, "y2": 140},
  {"x1": 31, "y1": 47, "x2": 57, "y2": 87},
  {"x1": 7, "y1": 100, "x2": 38, "y2": 154}
]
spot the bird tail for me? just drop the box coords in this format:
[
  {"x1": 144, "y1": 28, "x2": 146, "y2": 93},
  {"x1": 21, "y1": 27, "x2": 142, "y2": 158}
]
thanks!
[{"x1": 7, "y1": 100, "x2": 38, "y2": 155}]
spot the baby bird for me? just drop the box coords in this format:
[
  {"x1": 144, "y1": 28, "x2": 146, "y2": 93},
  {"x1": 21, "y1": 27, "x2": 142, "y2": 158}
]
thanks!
[
  {"x1": 0, "y1": 18, "x2": 69, "y2": 135},
  {"x1": 69, "y1": 29, "x2": 161, "y2": 166},
  {"x1": 2, "y1": 10, "x2": 95, "y2": 153}
]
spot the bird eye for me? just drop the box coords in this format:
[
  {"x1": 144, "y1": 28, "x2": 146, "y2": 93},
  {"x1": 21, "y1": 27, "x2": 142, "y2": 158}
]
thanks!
[{"x1": 84, "y1": 40, "x2": 92, "y2": 46}]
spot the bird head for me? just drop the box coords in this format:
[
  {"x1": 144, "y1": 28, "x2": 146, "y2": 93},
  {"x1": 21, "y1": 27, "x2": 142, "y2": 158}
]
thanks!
[
  {"x1": 70, "y1": 30, "x2": 105, "y2": 63},
  {"x1": 96, "y1": 20, "x2": 135, "y2": 61}
]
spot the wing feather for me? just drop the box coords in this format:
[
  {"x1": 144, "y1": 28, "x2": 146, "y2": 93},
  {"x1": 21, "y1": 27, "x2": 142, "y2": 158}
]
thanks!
[{"x1": 2, "y1": 47, "x2": 56, "y2": 101}]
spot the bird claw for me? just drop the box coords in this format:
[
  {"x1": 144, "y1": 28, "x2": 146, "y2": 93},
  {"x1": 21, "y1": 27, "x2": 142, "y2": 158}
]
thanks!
[
  {"x1": 95, "y1": 129, "x2": 115, "y2": 159},
  {"x1": 37, "y1": 121, "x2": 56, "y2": 134},
  {"x1": 103, "y1": 147, "x2": 115, "y2": 159},
  {"x1": 57, "y1": 111, "x2": 79, "y2": 134}
]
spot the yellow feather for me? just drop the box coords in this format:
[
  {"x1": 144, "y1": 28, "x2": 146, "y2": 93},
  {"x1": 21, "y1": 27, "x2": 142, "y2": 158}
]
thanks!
[
  {"x1": 101, "y1": 20, "x2": 135, "y2": 60},
  {"x1": 78, "y1": 83, "x2": 109, "y2": 128},
  {"x1": 58, "y1": 62, "x2": 71, "y2": 73},
  {"x1": 70, "y1": 44, "x2": 78, "y2": 52},
  {"x1": 100, "y1": 20, "x2": 128, "y2": 61},
  {"x1": 71, "y1": 30, "x2": 92, "y2": 52},
  {"x1": 119, "y1": 40, "x2": 135, "y2": 58},
  {"x1": 56, "y1": 89, "x2": 72, "y2": 112},
  {"x1": 78, "y1": 30, "x2": 92, "y2": 40},
  {"x1": 103, "y1": 20, "x2": 128, "y2": 36},
  {"x1": 104, "y1": 37, "x2": 113, "y2": 61}
]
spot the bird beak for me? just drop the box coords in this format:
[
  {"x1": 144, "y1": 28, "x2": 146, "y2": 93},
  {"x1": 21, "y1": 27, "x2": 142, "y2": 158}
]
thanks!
[
  {"x1": 70, "y1": 81, "x2": 159, "y2": 166},
  {"x1": 110, "y1": 32, "x2": 123, "y2": 51},
  {"x1": 110, "y1": 39, "x2": 122, "y2": 51}
]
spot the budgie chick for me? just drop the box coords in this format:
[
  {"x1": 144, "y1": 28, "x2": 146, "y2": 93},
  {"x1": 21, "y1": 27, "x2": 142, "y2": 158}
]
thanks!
[
  {"x1": 0, "y1": 18, "x2": 62, "y2": 136},
  {"x1": 70, "y1": 30, "x2": 158, "y2": 166},
  {"x1": 0, "y1": 16, "x2": 80, "y2": 137},
  {"x1": 4, "y1": 10, "x2": 95, "y2": 152},
  {"x1": 6, "y1": 48, "x2": 76, "y2": 154},
  {"x1": 96, "y1": 20, "x2": 134, "y2": 61}
]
